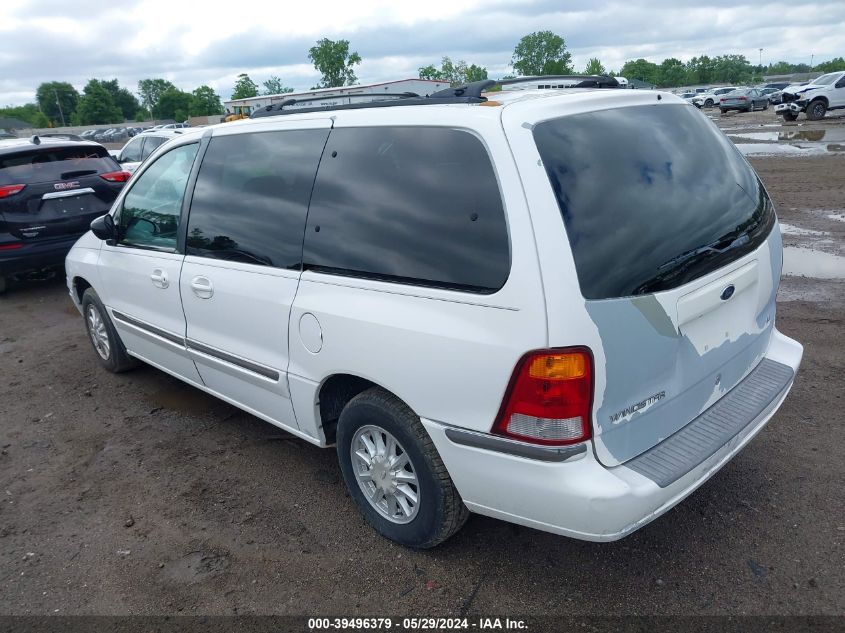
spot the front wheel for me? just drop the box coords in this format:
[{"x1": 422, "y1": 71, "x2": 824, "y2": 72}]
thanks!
[
  {"x1": 782, "y1": 111, "x2": 799, "y2": 122},
  {"x1": 705, "y1": 98, "x2": 714, "y2": 108},
  {"x1": 806, "y1": 100, "x2": 827, "y2": 121},
  {"x1": 81, "y1": 288, "x2": 138, "y2": 373},
  {"x1": 762, "y1": 102, "x2": 769, "y2": 110},
  {"x1": 336, "y1": 387, "x2": 469, "y2": 548}
]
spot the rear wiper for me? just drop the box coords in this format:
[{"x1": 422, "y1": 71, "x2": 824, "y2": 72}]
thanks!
[
  {"x1": 657, "y1": 232, "x2": 751, "y2": 271},
  {"x1": 60, "y1": 169, "x2": 97, "y2": 179}
]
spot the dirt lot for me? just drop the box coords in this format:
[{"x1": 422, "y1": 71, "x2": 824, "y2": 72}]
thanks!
[{"x1": 1, "y1": 109, "x2": 843, "y2": 618}]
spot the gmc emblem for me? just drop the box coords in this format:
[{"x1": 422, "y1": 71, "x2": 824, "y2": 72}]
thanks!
[{"x1": 54, "y1": 181, "x2": 80, "y2": 191}]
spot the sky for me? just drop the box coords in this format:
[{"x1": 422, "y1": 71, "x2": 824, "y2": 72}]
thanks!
[{"x1": 1, "y1": 0, "x2": 843, "y2": 106}]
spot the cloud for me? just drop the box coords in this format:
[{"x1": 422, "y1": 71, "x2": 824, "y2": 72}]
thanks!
[{"x1": 1, "y1": 0, "x2": 842, "y2": 106}]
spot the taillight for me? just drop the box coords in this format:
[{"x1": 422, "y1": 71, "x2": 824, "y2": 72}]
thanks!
[
  {"x1": 739, "y1": 96, "x2": 747, "y2": 101},
  {"x1": 99, "y1": 171, "x2": 131, "y2": 183},
  {"x1": 492, "y1": 347, "x2": 594, "y2": 446},
  {"x1": 0, "y1": 184, "x2": 25, "y2": 198}
]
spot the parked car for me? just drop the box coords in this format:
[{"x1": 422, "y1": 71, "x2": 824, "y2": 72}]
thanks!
[
  {"x1": 677, "y1": 92, "x2": 697, "y2": 102},
  {"x1": 161, "y1": 122, "x2": 191, "y2": 129},
  {"x1": 92, "y1": 128, "x2": 113, "y2": 142},
  {"x1": 693, "y1": 87, "x2": 739, "y2": 108},
  {"x1": 775, "y1": 71, "x2": 845, "y2": 121},
  {"x1": 719, "y1": 88, "x2": 769, "y2": 113},
  {"x1": 66, "y1": 85, "x2": 802, "y2": 547},
  {"x1": 79, "y1": 130, "x2": 98, "y2": 140},
  {"x1": 762, "y1": 82, "x2": 790, "y2": 91},
  {"x1": 0, "y1": 132, "x2": 16, "y2": 140},
  {"x1": 0, "y1": 136, "x2": 129, "y2": 292},
  {"x1": 113, "y1": 129, "x2": 187, "y2": 174}
]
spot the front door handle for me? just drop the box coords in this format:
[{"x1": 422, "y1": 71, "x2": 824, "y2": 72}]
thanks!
[
  {"x1": 150, "y1": 269, "x2": 169, "y2": 289},
  {"x1": 190, "y1": 276, "x2": 214, "y2": 299}
]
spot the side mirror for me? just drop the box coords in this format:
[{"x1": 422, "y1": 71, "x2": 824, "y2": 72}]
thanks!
[{"x1": 90, "y1": 213, "x2": 116, "y2": 241}]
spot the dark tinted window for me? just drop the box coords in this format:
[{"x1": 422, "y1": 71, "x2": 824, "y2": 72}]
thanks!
[
  {"x1": 186, "y1": 129, "x2": 329, "y2": 268},
  {"x1": 141, "y1": 136, "x2": 166, "y2": 159},
  {"x1": 0, "y1": 145, "x2": 117, "y2": 185},
  {"x1": 533, "y1": 104, "x2": 774, "y2": 299},
  {"x1": 304, "y1": 126, "x2": 509, "y2": 292}
]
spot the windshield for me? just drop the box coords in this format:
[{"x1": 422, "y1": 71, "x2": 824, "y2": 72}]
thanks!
[
  {"x1": 533, "y1": 104, "x2": 774, "y2": 299},
  {"x1": 812, "y1": 73, "x2": 839, "y2": 86}
]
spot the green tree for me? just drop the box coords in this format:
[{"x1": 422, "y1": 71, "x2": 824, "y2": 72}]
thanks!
[
  {"x1": 35, "y1": 81, "x2": 79, "y2": 126},
  {"x1": 418, "y1": 57, "x2": 488, "y2": 85},
  {"x1": 0, "y1": 103, "x2": 47, "y2": 127},
  {"x1": 135, "y1": 107, "x2": 151, "y2": 121},
  {"x1": 685, "y1": 56, "x2": 715, "y2": 84},
  {"x1": 620, "y1": 58, "x2": 660, "y2": 84},
  {"x1": 511, "y1": 31, "x2": 573, "y2": 76},
  {"x1": 191, "y1": 85, "x2": 223, "y2": 115},
  {"x1": 137, "y1": 79, "x2": 176, "y2": 116},
  {"x1": 262, "y1": 76, "x2": 294, "y2": 95},
  {"x1": 100, "y1": 79, "x2": 140, "y2": 120},
  {"x1": 815, "y1": 57, "x2": 845, "y2": 73},
  {"x1": 75, "y1": 79, "x2": 123, "y2": 125},
  {"x1": 156, "y1": 88, "x2": 193, "y2": 120},
  {"x1": 231, "y1": 73, "x2": 259, "y2": 100},
  {"x1": 583, "y1": 58, "x2": 606, "y2": 75},
  {"x1": 657, "y1": 58, "x2": 687, "y2": 87},
  {"x1": 711, "y1": 54, "x2": 753, "y2": 83},
  {"x1": 308, "y1": 38, "x2": 362, "y2": 88}
]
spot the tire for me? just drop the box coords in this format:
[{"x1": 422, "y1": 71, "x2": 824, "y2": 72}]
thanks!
[
  {"x1": 762, "y1": 102, "x2": 769, "y2": 110},
  {"x1": 720, "y1": 108, "x2": 728, "y2": 115},
  {"x1": 806, "y1": 100, "x2": 827, "y2": 121},
  {"x1": 783, "y1": 111, "x2": 798, "y2": 122},
  {"x1": 705, "y1": 99, "x2": 714, "y2": 108},
  {"x1": 81, "y1": 288, "x2": 138, "y2": 373},
  {"x1": 336, "y1": 387, "x2": 469, "y2": 548}
]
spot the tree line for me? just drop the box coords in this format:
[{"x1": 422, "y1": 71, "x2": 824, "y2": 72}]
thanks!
[{"x1": 3, "y1": 30, "x2": 843, "y2": 128}]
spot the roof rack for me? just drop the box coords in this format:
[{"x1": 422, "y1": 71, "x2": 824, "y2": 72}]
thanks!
[{"x1": 249, "y1": 76, "x2": 617, "y2": 119}]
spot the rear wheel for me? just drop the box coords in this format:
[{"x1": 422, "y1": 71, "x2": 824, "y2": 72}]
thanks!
[
  {"x1": 806, "y1": 100, "x2": 827, "y2": 121},
  {"x1": 81, "y1": 288, "x2": 138, "y2": 373},
  {"x1": 720, "y1": 108, "x2": 728, "y2": 115},
  {"x1": 336, "y1": 387, "x2": 469, "y2": 548}
]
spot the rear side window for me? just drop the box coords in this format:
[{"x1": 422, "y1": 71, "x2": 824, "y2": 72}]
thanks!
[
  {"x1": 533, "y1": 104, "x2": 774, "y2": 299},
  {"x1": 120, "y1": 137, "x2": 144, "y2": 162},
  {"x1": 303, "y1": 126, "x2": 509, "y2": 293},
  {"x1": 186, "y1": 129, "x2": 329, "y2": 269},
  {"x1": 0, "y1": 145, "x2": 117, "y2": 185},
  {"x1": 141, "y1": 136, "x2": 166, "y2": 159}
]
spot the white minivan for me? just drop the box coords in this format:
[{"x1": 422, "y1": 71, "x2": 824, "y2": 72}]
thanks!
[{"x1": 65, "y1": 82, "x2": 802, "y2": 548}]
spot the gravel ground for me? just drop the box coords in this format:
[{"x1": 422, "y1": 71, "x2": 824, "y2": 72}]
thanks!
[{"x1": 0, "y1": 110, "x2": 843, "y2": 618}]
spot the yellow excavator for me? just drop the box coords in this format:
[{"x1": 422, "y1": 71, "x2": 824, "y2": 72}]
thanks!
[{"x1": 224, "y1": 105, "x2": 252, "y2": 122}]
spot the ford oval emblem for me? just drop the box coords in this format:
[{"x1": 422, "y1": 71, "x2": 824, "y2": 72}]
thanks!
[{"x1": 720, "y1": 285, "x2": 736, "y2": 301}]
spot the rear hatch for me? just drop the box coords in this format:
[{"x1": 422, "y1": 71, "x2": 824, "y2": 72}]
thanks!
[
  {"x1": 0, "y1": 143, "x2": 125, "y2": 242},
  {"x1": 720, "y1": 92, "x2": 749, "y2": 107},
  {"x1": 532, "y1": 102, "x2": 780, "y2": 466}
]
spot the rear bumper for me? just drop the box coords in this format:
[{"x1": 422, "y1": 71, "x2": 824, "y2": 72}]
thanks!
[
  {"x1": 424, "y1": 328, "x2": 802, "y2": 541},
  {"x1": 0, "y1": 234, "x2": 81, "y2": 277}
]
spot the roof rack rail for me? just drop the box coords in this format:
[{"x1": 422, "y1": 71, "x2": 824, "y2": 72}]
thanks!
[{"x1": 248, "y1": 76, "x2": 618, "y2": 119}]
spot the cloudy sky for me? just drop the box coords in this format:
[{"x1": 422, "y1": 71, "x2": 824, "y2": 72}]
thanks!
[{"x1": 1, "y1": 0, "x2": 842, "y2": 106}]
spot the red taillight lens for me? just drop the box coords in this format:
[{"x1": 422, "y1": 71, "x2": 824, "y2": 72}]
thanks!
[
  {"x1": 99, "y1": 171, "x2": 131, "y2": 183},
  {"x1": 0, "y1": 242, "x2": 23, "y2": 250},
  {"x1": 739, "y1": 96, "x2": 747, "y2": 101},
  {"x1": 0, "y1": 184, "x2": 26, "y2": 198},
  {"x1": 492, "y1": 347, "x2": 594, "y2": 446}
]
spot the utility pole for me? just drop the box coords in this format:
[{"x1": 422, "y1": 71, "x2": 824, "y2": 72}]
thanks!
[
  {"x1": 810, "y1": 54, "x2": 814, "y2": 71},
  {"x1": 54, "y1": 89, "x2": 66, "y2": 127},
  {"x1": 759, "y1": 48, "x2": 763, "y2": 70}
]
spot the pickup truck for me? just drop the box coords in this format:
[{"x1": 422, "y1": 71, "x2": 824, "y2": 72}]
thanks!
[{"x1": 775, "y1": 71, "x2": 845, "y2": 120}]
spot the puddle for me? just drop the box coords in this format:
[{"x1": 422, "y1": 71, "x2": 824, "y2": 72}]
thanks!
[
  {"x1": 733, "y1": 143, "x2": 835, "y2": 156},
  {"x1": 729, "y1": 132, "x2": 779, "y2": 141},
  {"x1": 782, "y1": 247, "x2": 845, "y2": 279},
  {"x1": 827, "y1": 212, "x2": 845, "y2": 223},
  {"x1": 779, "y1": 223, "x2": 828, "y2": 237}
]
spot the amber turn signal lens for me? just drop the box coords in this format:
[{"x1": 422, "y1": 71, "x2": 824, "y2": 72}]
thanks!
[{"x1": 527, "y1": 353, "x2": 587, "y2": 380}]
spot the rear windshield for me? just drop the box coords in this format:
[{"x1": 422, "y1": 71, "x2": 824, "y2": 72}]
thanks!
[
  {"x1": 0, "y1": 145, "x2": 116, "y2": 185},
  {"x1": 533, "y1": 104, "x2": 774, "y2": 299}
]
